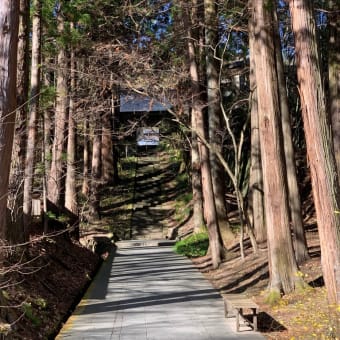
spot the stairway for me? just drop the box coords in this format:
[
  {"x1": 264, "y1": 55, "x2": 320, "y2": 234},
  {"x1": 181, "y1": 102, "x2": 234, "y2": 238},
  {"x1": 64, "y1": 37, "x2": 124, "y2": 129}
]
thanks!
[{"x1": 130, "y1": 148, "x2": 174, "y2": 240}]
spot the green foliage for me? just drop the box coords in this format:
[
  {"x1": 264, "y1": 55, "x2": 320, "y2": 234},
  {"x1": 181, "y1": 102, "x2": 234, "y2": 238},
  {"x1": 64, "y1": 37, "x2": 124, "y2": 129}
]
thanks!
[
  {"x1": 45, "y1": 211, "x2": 71, "y2": 225},
  {"x1": 169, "y1": 149, "x2": 182, "y2": 163},
  {"x1": 35, "y1": 162, "x2": 45, "y2": 176},
  {"x1": 176, "y1": 172, "x2": 189, "y2": 189},
  {"x1": 174, "y1": 192, "x2": 192, "y2": 222},
  {"x1": 120, "y1": 156, "x2": 137, "y2": 174},
  {"x1": 39, "y1": 85, "x2": 56, "y2": 111},
  {"x1": 2, "y1": 290, "x2": 9, "y2": 300},
  {"x1": 264, "y1": 0, "x2": 275, "y2": 12},
  {"x1": 173, "y1": 232, "x2": 209, "y2": 257},
  {"x1": 57, "y1": 214, "x2": 70, "y2": 223},
  {"x1": 22, "y1": 302, "x2": 41, "y2": 327},
  {"x1": 46, "y1": 211, "x2": 57, "y2": 220},
  {"x1": 35, "y1": 298, "x2": 47, "y2": 309}
]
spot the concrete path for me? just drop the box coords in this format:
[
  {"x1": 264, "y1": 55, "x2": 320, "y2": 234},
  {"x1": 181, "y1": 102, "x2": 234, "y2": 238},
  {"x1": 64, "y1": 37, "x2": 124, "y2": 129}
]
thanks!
[{"x1": 57, "y1": 242, "x2": 265, "y2": 340}]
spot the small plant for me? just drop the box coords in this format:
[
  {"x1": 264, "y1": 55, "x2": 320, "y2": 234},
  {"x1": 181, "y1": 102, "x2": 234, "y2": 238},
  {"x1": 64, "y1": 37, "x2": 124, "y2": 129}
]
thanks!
[
  {"x1": 46, "y1": 211, "x2": 57, "y2": 220},
  {"x1": 35, "y1": 298, "x2": 47, "y2": 309},
  {"x1": 22, "y1": 302, "x2": 41, "y2": 327},
  {"x1": 56, "y1": 214, "x2": 69, "y2": 223},
  {"x1": 176, "y1": 173, "x2": 189, "y2": 189},
  {"x1": 173, "y1": 232, "x2": 209, "y2": 257}
]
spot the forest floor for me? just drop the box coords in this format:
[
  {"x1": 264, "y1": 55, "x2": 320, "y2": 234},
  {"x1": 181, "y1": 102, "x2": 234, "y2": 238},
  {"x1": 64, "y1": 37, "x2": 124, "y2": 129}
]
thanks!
[
  {"x1": 0, "y1": 232, "x2": 101, "y2": 339},
  {"x1": 191, "y1": 220, "x2": 340, "y2": 339}
]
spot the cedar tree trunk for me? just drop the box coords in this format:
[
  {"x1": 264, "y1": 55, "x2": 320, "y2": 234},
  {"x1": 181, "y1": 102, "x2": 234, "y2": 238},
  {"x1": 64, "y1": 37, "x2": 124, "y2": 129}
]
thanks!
[
  {"x1": 8, "y1": 0, "x2": 29, "y2": 243},
  {"x1": 204, "y1": 0, "x2": 233, "y2": 246},
  {"x1": 273, "y1": 8, "x2": 309, "y2": 263},
  {"x1": 65, "y1": 47, "x2": 77, "y2": 214},
  {"x1": 48, "y1": 3, "x2": 68, "y2": 207},
  {"x1": 252, "y1": 0, "x2": 301, "y2": 295},
  {"x1": 0, "y1": 0, "x2": 19, "y2": 239},
  {"x1": 184, "y1": 1, "x2": 222, "y2": 268},
  {"x1": 23, "y1": 0, "x2": 41, "y2": 234},
  {"x1": 329, "y1": 1, "x2": 340, "y2": 179},
  {"x1": 289, "y1": 0, "x2": 340, "y2": 305},
  {"x1": 248, "y1": 7, "x2": 266, "y2": 244}
]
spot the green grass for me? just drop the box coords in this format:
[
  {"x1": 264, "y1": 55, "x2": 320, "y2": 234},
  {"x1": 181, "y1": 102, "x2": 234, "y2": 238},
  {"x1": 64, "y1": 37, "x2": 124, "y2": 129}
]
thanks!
[{"x1": 173, "y1": 232, "x2": 209, "y2": 257}]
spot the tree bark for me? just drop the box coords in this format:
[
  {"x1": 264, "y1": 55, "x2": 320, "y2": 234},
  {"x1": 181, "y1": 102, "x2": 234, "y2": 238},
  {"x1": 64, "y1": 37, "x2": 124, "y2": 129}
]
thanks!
[
  {"x1": 82, "y1": 116, "x2": 90, "y2": 196},
  {"x1": 7, "y1": 0, "x2": 29, "y2": 243},
  {"x1": 273, "y1": 7, "x2": 309, "y2": 264},
  {"x1": 42, "y1": 69, "x2": 53, "y2": 233},
  {"x1": 191, "y1": 106, "x2": 205, "y2": 233},
  {"x1": 252, "y1": 0, "x2": 300, "y2": 295},
  {"x1": 184, "y1": 1, "x2": 222, "y2": 268},
  {"x1": 23, "y1": 0, "x2": 41, "y2": 235},
  {"x1": 329, "y1": 0, "x2": 340, "y2": 179},
  {"x1": 48, "y1": 3, "x2": 68, "y2": 208},
  {"x1": 0, "y1": 0, "x2": 19, "y2": 240},
  {"x1": 101, "y1": 108, "x2": 114, "y2": 185},
  {"x1": 89, "y1": 113, "x2": 102, "y2": 220},
  {"x1": 185, "y1": 0, "x2": 204, "y2": 234},
  {"x1": 65, "y1": 46, "x2": 77, "y2": 214},
  {"x1": 204, "y1": 0, "x2": 233, "y2": 247},
  {"x1": 289, "y1": 0, "x2": 340, "y2": 305},
  {"x1": 248, "y1": 6, "x2": 266, "y2": 244}
]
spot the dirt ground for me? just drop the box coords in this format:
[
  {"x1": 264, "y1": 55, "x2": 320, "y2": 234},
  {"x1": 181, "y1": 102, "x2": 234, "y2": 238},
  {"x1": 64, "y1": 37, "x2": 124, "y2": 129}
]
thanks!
[
  {"x1": 192, "y1": 226, "x2": 340, "y2": 339},
  {"x1": 0, "y1": 233, "x2": 101, "y2": 339}
]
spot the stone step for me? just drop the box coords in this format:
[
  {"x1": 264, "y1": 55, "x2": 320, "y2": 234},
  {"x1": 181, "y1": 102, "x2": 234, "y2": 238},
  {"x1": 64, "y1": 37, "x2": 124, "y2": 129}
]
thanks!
[{"x1": 116, "y1": 239, "x2": 176, "y2": 248}]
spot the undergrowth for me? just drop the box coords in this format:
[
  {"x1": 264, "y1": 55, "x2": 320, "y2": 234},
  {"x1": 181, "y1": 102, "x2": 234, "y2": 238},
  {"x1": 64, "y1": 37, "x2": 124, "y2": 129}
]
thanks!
[{"x1": 173, "y1": 232, "x2": 209, "y2": 257}]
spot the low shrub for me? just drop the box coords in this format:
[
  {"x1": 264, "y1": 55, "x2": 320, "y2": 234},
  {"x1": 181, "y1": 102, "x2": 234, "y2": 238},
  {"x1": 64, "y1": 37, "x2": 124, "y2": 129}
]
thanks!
[{"x1": 173, "y1": 232, "x2": 209, "y2": 257}]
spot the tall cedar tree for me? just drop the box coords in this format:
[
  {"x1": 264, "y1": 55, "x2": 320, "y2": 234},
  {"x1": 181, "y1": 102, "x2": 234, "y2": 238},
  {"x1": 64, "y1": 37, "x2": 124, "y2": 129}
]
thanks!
[
  {"x1": 48, "y1": 1, "x2": 68, "y2": 208},
  {"x1": 252, "y1": 0, "x2": 301, "y2": 295},
  {"x1": 189, "y1": 0, "x2": 205, "y2": 233},
  {"x1": 65, "y1": 45, "x2": 77, "y2": 214},
  {"x1": 89, "y1": 112, "x2": 102, "y2": 220},
  {"x1": 204, "y1": 0, "x2": 234, "y2": 246},
  {"x1": 82, "y1": 116, "x2": 90, "y2": 196},
  {"x1": 329, "y1": 0, "x2": 340, "y2": 178},
  {"x1": 8, "y1": 0, "x2": 30, "y2": 243},
  {"x1": 0, "y1": 0, "x2": 19, "y2": 239},
  {"x1": 191, "y1": 103, "x2": 205, "y2": 233},
  {"x1": 183, "y1": 0, "x2": 222, "y2": 268},
  {"x1": 273, "y1": 7, "x2": 309, "y2": 263},
  {"x1": 23, "y1": 0, "x2": 42, "y2": 234},
  {"x1": 248, "y1": 6, "x2": 266, "y2": 243},
  {"x1": 101, "y1": 109, "x2": 115, "y2": 185},
  {"x1": 289, "y1": 0, "x2": 340, "y2": 305}
]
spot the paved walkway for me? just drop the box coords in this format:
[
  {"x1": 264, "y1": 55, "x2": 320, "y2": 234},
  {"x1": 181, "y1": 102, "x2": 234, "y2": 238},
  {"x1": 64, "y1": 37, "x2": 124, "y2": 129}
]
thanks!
[{"x1": 57, "y1": 242, "x2": 265, "y2": 340}]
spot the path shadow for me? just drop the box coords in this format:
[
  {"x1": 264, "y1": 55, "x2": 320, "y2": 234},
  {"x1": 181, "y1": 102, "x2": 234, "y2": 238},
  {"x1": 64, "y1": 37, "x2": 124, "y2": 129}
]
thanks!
[
  {"x1": 83, "y1": 247, "x2": 117, "y2": 300},
  {"x1": 257, "y1": 311, "x2": 286, "y2": 333},
  {"x1": 78, "y1": 287, "x2": 221, "y2": 315}
]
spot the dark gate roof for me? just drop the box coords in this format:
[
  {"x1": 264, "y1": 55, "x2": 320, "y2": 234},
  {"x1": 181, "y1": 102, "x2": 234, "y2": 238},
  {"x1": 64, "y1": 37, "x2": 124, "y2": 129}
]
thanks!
[{"x1": 120, "y1": 93, "x2": 171, "y2": 112}]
